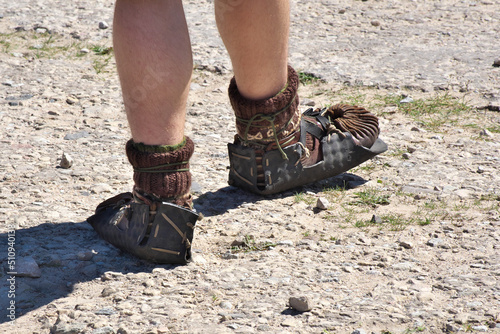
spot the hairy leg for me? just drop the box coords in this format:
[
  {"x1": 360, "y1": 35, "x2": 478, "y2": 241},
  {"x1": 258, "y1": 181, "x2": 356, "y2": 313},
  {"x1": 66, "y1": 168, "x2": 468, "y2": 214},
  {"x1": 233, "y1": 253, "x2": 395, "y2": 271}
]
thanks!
[
  {"x1": 215, "y1": 0, "x2": 290, "y2": 100},
  {"x1": 114, "y1": 0, "x2": 192, "y2": 145}
]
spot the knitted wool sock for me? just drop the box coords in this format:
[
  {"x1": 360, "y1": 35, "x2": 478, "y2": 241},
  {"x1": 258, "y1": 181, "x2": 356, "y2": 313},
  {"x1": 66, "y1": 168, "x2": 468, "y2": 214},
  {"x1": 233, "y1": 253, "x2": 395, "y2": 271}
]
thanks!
[
  {"x1": 229, "y1": 65, "x2": 300, "y2": 145},
  {"x1": 126, "y1": 137, "x2": 194, "y2": 207},
  {"x1": 229, "y1": 65, "x2": 322, "y2": 165}
]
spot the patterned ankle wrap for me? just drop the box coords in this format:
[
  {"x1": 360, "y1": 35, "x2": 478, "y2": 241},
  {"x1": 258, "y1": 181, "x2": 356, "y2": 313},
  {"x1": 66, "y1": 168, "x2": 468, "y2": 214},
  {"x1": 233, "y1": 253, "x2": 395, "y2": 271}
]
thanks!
[
  {"x1": 229, "y1": 65, "x2": 300, "y2": 147},
  {"x1": 126, "y1": 137, "x2": 194, "y2": 200}
]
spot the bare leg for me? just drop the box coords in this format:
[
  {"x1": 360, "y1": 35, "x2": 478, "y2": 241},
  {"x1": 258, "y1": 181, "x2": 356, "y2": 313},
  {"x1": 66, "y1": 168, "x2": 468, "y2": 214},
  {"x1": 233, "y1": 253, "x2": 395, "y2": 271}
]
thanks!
[
  {"x1": 215, "y1": 0, "x2": 290, "y2": 100},
  {"x1": 113, "y1": 0, "x2": 192, "y2": 145}
]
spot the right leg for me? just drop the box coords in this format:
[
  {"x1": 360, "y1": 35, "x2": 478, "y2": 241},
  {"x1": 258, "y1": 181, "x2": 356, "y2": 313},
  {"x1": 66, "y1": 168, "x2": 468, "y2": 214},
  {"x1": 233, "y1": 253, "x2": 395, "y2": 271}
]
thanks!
[
  {"x1": 88, "y1": 0, "x2": 199, "y2": 264},
  {"x1": 113, "y1": 0, "x2": 193, "y2": 203}
]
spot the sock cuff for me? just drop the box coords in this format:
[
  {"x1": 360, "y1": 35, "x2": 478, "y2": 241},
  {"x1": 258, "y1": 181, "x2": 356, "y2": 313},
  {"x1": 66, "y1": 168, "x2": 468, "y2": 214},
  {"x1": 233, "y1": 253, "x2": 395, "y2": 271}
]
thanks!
[
  {"x1": 131, "y1": 137, "x2": 187, "y2": 153},
  {"x1": 126, "y1": 136, "x2": 194, "y2": 169},
  {"x1": 228, "y1": 65, "x2": 299, "y2": 120}
]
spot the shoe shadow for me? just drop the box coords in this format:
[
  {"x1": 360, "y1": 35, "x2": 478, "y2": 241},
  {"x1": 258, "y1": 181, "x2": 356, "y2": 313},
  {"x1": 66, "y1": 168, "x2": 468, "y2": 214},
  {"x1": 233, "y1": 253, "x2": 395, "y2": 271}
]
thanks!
[
  {"x1": 192, "y1": 173, "x2": 369, "y2": 217},
  {"x1": 0, "y1": 220, "x2": 181, "y2": 325}
]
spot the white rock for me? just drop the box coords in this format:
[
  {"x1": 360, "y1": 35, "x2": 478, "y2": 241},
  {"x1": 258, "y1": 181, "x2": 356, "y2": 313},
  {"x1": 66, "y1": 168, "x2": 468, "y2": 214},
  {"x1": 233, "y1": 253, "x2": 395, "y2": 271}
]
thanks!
[
  {"x1": 316, "y1": 197, "x2": 329, "y2": 210},
  {"x1": 60, "y1": 152, "x2": 73, "y2": 169}
]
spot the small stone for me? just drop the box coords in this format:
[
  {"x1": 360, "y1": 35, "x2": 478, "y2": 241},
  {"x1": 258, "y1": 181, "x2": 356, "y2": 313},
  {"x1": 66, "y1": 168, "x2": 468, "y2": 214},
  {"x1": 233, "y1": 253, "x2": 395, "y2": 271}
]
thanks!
[
  {"x1": 370, "y1": 21, "x2": 380, "y2": 27},
  {"x1": 426, "y1": 238, "x2": 443, "y2": 247},
  {"x1": 221, "y1": 252, "x2": 238, "y2": 260},
  {"x1": 66, "y1": 97, "x2": 78, "y2": 105},
  {"x1": 92, "y1": 183, "x2": 113, "y2": 194},
  {"x1": 300, "y1": 98, "x2": 316, "y2": 106},
  {"x1": 316, "y1": 197, "x2": 330, "y2": 210},
  {"x1": 477, "y1": 166, "x2": 485, "y2": 174},
  {"x1": 76, "y1": 250, "x2": 93, "y2": 261},
  {"x1": 402, "y1": 152, "x2": 411, "y2": 159},
  {"x1": 407, "y1": 146, "x2": 417, "y2": 153},
  {"x1": 51, "y1": 322, "x2": 86, "y2": 334},
  {"x1": 493, "y1": 59, "x2": 500, "y2": 67},
  {"x1": 352, "y1": 329, "x2": 367, "y2": 334},
  {"x1": 92, "y1": 327, "x2": 115, "y2": 334},
  {"x1": 399, "y1": 240, "x2": 413, "y2": 249},
  {"x1": 80, "y1": 48, "x2": 90, "y2": 54},
  {"x1": 391, "y1": 262, "x2": 414, "y2": 271},
  {"x1": 479, "y1": 128, "x2": 493, "y2": 137},
  {"x1": 371, "y1": 215, "x2": 383, "y2": 224},
  {"x1": 219, "y1": 301, "x2": 233, "y2": 309},
  {"x1": 64, "y1": 131, "x2": 90, "y2": 140},
  {"x1": 471, "y1": 325, "x2": 489, "y2": 332},
  {"x1": 281, "y1": 317, "x2": 300, "y2": 327},
  {"x1": 289, "y1": 296, "x2": 313, "y2": 312},
  {"x1": 400, "y1": 96, "x2": 414, "y2": 104},
  {"x1": 411, "y1": 126, "x2": 427, "y2": 133},
  {"x1": 454, "y1": 312, "x2": 469, "y2": 324},
  {"x1": 98, "y1": 21, "x2": 109, "y2": 29},
  {"x1": 101, "y1": 287, "x2": 117, "y2": 297},
  {"x1": 95, "y1": 307, "x2": 116, "y2": 316},
  {"x1": 277, "y1": 240, "x2": 294, "y2": 246},
  {"x1": 339, "y1": 9, "x2": 346, "y2": 14},
  {"x1": 14, "y1": 256, "x2": 42, "y2": 278}
]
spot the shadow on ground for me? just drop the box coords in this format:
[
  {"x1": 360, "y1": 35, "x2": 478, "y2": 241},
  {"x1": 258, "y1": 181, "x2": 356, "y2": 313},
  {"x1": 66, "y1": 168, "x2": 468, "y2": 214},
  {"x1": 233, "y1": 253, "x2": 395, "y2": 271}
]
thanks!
[
  {"x1": 0, "y1": 220, "x2": 181, "y2": 324},
  {"x1": 193, "y1": 172, "x2": 369, "y2": 217},
  {"x1": 0, "y1": 173, "x2": 368, "y2": 325}
]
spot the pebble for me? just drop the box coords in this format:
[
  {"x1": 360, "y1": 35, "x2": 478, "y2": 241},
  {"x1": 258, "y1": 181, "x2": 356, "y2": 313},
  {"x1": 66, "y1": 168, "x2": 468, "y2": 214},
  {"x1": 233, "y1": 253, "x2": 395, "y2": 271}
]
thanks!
[
  {"x1": 60, "y1": 152, "x2": 74, "y2": 169},
  {"x1": 471, "y1": 325, "x2": 489, "y2": 332},
  {"x1": 289, "y1": 296, "x2": 313, "y2": 312},
  {"x1": 316, "y1": 197, "x2": 329, "y2": 210},
  {"x1": 479, "y1": 128, "x2": 493, "y2": 137},
  {"x1": 400, "y1": 96, "x2": 414, "y2": 104},
  {"x1": 493, "y1": 59, "x2": 500, "y2": 67},
  {"x1": 454, "y1": 313, "x2": 469, "y2": 324},
  {"x1": 64, "y1": 131, "x2": 90, "y2": 140},
  {"x1": 399, "y1": 240, "x2": 413, "y2": 249},
  {"x1": 426, "y1": 238, "x2": 444, "y2": 247},
  {"x1": 219, "y1": 301, "x2": 233, "y2": 309},
  {"x1": 371, "y1": 215, "x2": 383, "y2": 224},
  {"x1": 281, "y1": 317, "x2": 300, "y2": 327},
  {"x1": 352, "y1": 329, "x2": 367, "y2": 334},
  {"x1": 101, "y1": 287, "x2": 117, "y2": 297},
  {"x1": 14, "y1": 256, "x2": 42, "y2": 278},
  {"x1": 98, "y1": 21, "x2": 109, "y2": 29},
  {"x1": 92, "y1": 327, "x2": 115, "y2": 334},
  {"x1": 51, "y1": 322, "x2": 86, "y2": 334}
]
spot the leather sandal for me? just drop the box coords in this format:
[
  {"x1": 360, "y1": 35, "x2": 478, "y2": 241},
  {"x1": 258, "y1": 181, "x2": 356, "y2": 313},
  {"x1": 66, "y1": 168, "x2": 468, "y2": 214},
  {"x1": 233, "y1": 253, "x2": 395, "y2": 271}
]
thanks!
[
  {"x1": 228, "y1": 105, "x2": 388, "y2": 195},
  {"x1": 87, "y1": 191, "x2": 199, "y2": 264}
]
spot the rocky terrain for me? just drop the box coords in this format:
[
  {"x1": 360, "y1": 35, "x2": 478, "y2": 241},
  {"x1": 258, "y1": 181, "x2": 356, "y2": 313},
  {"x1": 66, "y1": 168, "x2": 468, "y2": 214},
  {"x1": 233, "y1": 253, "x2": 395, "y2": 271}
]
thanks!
[{"x1": 0, "y1": 0, "x2": 499, "y2": 333}]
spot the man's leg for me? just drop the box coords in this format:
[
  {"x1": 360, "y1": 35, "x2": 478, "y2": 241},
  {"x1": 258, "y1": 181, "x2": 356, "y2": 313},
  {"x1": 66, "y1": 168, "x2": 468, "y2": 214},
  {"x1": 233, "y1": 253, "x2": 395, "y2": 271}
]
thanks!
[
  {"x1": 215, "y1": 0, "x2": 289, "y2": 100},
  {"x1": 114, "y1": 0, "x2": 191, "y2": 146},
  {"x1": 113, "y1": 0, "x2": 193, "y2": 205},
  {"x1": 88, "y1": 0, "x2": 198, "y2": 264},
  {"x1": 216, "y1": 0, "x2": 385, "y2": 194}
]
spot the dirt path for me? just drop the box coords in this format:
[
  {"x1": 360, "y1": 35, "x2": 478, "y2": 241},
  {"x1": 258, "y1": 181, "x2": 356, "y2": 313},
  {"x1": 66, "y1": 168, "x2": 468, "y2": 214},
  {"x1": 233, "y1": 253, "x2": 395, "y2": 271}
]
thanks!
[{"x1": 0, "y1": 1, "x2": 499, "y2": 333}]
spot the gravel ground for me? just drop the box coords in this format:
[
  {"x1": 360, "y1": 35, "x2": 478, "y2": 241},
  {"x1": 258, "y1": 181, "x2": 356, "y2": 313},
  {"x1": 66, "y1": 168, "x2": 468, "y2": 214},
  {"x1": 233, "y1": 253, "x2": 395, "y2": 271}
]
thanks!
[{"x1": 0, "y1": 1, "x2": 499, "y2": 333}]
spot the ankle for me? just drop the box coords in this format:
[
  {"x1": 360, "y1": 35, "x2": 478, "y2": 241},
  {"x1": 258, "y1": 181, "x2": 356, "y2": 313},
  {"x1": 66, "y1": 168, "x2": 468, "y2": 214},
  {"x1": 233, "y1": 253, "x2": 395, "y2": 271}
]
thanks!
[
  {"x1": 126, "y1": 137, "x2": 194, "y2": 201},
  {"x1": 229, "y1": 65, "x2": 300, "y2": 146}
]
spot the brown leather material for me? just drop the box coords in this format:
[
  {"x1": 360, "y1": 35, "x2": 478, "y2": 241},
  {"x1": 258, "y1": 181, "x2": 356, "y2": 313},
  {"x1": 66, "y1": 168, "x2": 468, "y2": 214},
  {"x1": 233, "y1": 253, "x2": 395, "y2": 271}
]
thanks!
[
  {"x1": 126, "y1": 137, "x2": 194, "y2": 200},
  {"x1": 324, "y1": 104, "x2": 380, "y2": 148}
]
